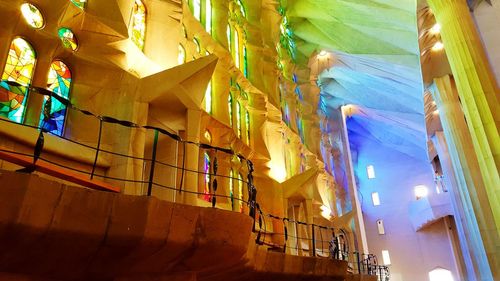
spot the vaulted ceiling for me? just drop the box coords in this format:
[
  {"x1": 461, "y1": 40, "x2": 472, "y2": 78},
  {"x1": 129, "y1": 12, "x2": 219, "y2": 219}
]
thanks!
[{"x1": 286, "y1": 0, "x2": 428, "y2": 160}]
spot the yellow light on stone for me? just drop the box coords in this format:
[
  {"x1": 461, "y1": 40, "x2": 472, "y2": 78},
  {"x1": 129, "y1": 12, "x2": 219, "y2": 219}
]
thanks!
[
  {"x1": 430, "y1": 23, "x2": 441, "y2": 34},
  {"x1": 320, "y1": 205, "x2": 332, "y2": 220},
  {"x1": 318, "y1": 50, "x2": 328, "y2": 57},
  {"x1": 432, "y1": 41, "x2": 444, "y2": 51}
]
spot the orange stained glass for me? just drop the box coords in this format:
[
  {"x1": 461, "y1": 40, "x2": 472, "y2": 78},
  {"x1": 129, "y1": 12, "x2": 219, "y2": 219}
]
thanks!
[{"x1": 0, "y1": 38, "x2": 36, "y2": 122}]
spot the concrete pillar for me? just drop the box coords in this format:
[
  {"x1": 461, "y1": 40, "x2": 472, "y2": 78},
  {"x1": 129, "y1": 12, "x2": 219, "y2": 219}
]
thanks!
[
  {"x1": 432, "y1": 131, "x2": 475, "y2": 281},
  {"x1": 336, "y1": 107, "x2": 368, "y2": 254},
  {"x1": 431, "y1": 75, "x2": 499, "y2": 280},
  {"x1": 427, "y1": 0, "x2": 500, "y2": 232},
  {"x1": 182, "y1": 109, "x2": 202, "y2": 205}
]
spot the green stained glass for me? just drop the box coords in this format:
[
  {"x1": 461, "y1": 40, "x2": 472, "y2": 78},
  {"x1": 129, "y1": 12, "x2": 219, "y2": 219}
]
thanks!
[
  {"x1": 226, "y1": 25, "x2": 231, "y2": 51},
  {"x1": 20, "y1": 3, "x2": 44, "y2": 29},
  {"x1": 234, "y1": 29, "x2": 240, "y2": 69},
  {"x1": 39, "y1": 61, "x2": 71, "y2": 136},
  {"x1": 131, "y1": 0, "x2": 146, "y2": 51},
  {"x1": 243, "y1": 45, "x2": 248, "y2": 77},
  {"x1": 236, "y1": 102, "x2": 242, "y2": 138},
  {"x1": 193, "y1": 0, "x2": 201, "y2": 21},
  {"x1": 70, "y1": 0, "x2": 86, "y2": 9},
  {"x1": 58, "y1": 28, "x2": 78, "y2": 51},
  {"x1": 228, "y1": 94, "x2": 233, "y2": 127},
  {"x1": 0, "y1": 38, "x2": 36, "y2": 123},
  {"x1": 245, "y1": 110, "x2": 250, "y2": 144}
]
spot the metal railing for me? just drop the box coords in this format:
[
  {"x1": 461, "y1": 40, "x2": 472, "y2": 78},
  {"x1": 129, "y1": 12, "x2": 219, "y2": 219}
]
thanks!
[{"x1": 0, "y1": 81, "x2": 389, "y2": 279}]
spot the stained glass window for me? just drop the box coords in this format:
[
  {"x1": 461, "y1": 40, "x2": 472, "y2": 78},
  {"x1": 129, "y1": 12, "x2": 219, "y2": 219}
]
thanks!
[
  {"x1": 193, "y1": 0, "x2": 201, "y2": 21},
  {"x1": 205, "y1": 0, "x2": 212, "y2": 34},
  {"x1": 228, "y1": 93, "x2": 233, "y2": 127},
  {"x1": 131, "y1": 0, "x2": 146, "y2": 51},
  {"x1": 229, "y1": 169, "x2": 234, "y2": 210},
  {"x1": 205, "y1": 80, "x2": 212, "y2": 114},
  {"x1": 39, "y1": 61, "x2": 71, "y2": 136},
  {"x1": 245, "y1": 110, "x2": 250, "y2": 144},
  {"x1": 203, "y1": 152, "x2": 211, "y2": 201},
  {"x1": 70, "y1": 0, "x2": 86, "y2": 9},
  {"x1": 237, "y1": 0, "x2": 246, "y2": 17},
  {"x1": 236, "y1": 102, "x2": 242, "y2": 138},
  {"x1": 178, "y1": 44, "x2": 186, "y2": 64},
  {"x1": 234, "y1": 29, "x2": 240, "y2": 69},
  {"x1": 0, "y1": 38, "x2": 36, "y2": 123},
  {"x1": 20, "y1": 3, "x2": 44, "y2": 29},
  {"x1": 58, "y1": 28, "x2": 78, "y2": 51},
  {"x1": 226, "y1": 25, "x2": 231, "y2": 51},
  {"x1": 243, "y1": 45, "x2": 248, "y2": 77},
  {"x1": 238, "y1": 173, "x2": 243, "y2": 212}
]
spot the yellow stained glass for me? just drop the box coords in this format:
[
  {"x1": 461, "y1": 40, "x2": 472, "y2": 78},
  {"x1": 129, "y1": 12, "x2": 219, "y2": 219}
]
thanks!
[
  {"x1": 178, "y1": 44, "x2": 186, "y2": 64},
  {"x1": 0, "y1": 38, "x2": 36, "y2": 123},
  {"x1": 70, "y1": 0, "x2": 86, "y2": 10},
  {"x1": 131, "y1": 0, "x2": 146, "y2": 51},
  {"x1": 58, "y1": 28, "x2": 78, "y2": 51},
  {"x1": 20, "y1": 3, "x2": 44, "y2": 29}
]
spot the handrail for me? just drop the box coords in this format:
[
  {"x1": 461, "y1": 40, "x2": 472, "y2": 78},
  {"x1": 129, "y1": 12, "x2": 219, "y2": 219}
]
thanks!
[{"x1": 0, "y1": 80, "x2": 389, "y2": 279}]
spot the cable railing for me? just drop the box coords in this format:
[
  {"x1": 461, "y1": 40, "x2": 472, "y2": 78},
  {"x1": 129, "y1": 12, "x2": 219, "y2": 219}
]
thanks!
[{"x1": 0, "y1": 81, "x2": 389, "y2": 279}]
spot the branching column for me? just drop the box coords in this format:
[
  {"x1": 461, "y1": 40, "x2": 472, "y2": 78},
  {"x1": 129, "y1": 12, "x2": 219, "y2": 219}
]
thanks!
[{"x1": 427, "y1": 0, "x2": 500, "y2": 232}]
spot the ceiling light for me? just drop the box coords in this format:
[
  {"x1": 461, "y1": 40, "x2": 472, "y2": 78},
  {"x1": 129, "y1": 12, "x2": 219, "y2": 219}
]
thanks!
[
  {"x1": 433, "y1": 109, "x2": 439, "y2": 115},
  {"x1": 414, "y1": 185, "x2": 429, "y2": 200},
  {"x1": 318, "y1": 50, "x2": 328, "y2": 57},
  {"x1": 432, "y1": 41, "x2": 444, "y2": 51},
  {"x1": 430, "y1": 23, "x2": 441, "y2": 34}
]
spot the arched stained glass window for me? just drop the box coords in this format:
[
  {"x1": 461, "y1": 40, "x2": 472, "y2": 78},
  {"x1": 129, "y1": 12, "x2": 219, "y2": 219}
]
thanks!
[
  {"x1": 205, "y1": 0, "x2": 212, "y2": 34},
  {"x1": 21, "y1": 3, "x2": 44, "y2": 29},
  {"x1": 39, "y1": 61, "x2": 71, "y2": 136},
  {"x1": 0, "y1": 38, "x2": 36, "y2": 123},
  {"x1": 234, "y1": 29, "x2": 240, "y2": 69},
  {"x1": 130, "y1": 0, "x2": 146, "y2": 51},
  {"x1": 205, "y1": 80, "x2": 212, "y2": 114},
  {"x1": 237, "y1": 0, "x2": 246, "y2": 17},
  {"x1": 203, "y1": 152, "x2": 211, "y2": 201},
  {"x1": 243, "y1": 45, "x2": 248, "y2": 77},
  {"x1": 236, "y1": 102, "x2": 242, "y2": 138},
  {"x1": 58, "y1": 28, "x2": 78, "y2": 51},
  {"x1": 193, "y1": 0, "x2": 201, "y2": 21},
  {"x1": 70, "y1": 0, "x2": 86, "y2": 9},
  {"x1": 229, "y1": 169, "x2": 234, "y2": 210},
  {"x1": 178, "y1": 44, "x2": 186, "y2": 64},
  {"x1": 245, "y1": 110, "x2": 250, "y2": 144},
  {"x1": 228, "y1": 93, "x2": 233, "y2": 127},
  {"x1": 238, "y1": 173, "x2": 244, "y2": 212},
  {"x1": 226, "y1": 25, "x2": 231, "y2": 51}
]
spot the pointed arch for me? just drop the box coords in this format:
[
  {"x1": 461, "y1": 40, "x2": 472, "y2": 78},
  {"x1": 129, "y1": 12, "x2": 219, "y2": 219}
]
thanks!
[
  {"x1": 131, "y1": 0, "x2": 147, "y2": 51},
  {"x1": 0, "y1": 37, "x2": 36, "y2": 123},
  {"x1": 203, "y1": 152, "x2": 211, "y2": 201},
  {"x1": 178, "y1": 44, "x2": 186, "y2": 64},
  {"x1": 39, "y1": 60, "x2": 71, "y2": 136},
  {"x1": 205, "y1": 80, "x2": 212, "y2": 114},
  {"x1": 236, "y1": 0, "x2": 246, "y2": 18}
]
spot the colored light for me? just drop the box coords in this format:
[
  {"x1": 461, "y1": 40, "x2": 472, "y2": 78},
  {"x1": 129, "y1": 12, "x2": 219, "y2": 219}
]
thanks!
[
  {"x1": 318, "y1": 50, "x2": 327, "y2": 57},
  {"x1": 430, "y1": 23, "x2": 441, "y2": 34},
  {"x1": 415, "y1": 185, "x2": 429, "y2": 200},
  {"x1": 20, "y1": 3, "x2": 44, "y2": 29},
  {"x1": 429, "y1": 268, "x2": 454, "y2": 281},
  {"x1": 432, "y1": 41, "x2": 444, "y2": 51}
]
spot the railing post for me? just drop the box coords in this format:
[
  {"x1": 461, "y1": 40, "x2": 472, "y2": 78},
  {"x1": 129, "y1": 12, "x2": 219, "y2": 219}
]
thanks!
[
  {"x1": 90, "y1": 118, "x2": 103, "y2": 179},
  {"x1": 311, "y1": 224, "x2": 316, "y2": 257},
  {"x1": 147, "y1": 129, "x2": 159, "y2": 196},
  {"x1": 356, "y1": 252, "x2": 361, "y2": 274}
]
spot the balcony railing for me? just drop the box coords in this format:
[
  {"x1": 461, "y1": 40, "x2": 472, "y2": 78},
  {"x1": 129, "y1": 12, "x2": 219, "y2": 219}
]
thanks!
[{"x1": 0, "y1": 81, "x2": 389, "y2": 279}]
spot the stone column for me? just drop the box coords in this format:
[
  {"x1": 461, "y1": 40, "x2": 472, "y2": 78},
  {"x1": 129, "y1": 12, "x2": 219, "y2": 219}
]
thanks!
[
  {"x1": 182, "y1": 109, "x2": 202, "y2": 205},
  {"x1": 431, "y1": 75, "x2": 499, "y2": 280},
  {"x1": 427, "y1": 0, "x2": 500, "y2": 231}
]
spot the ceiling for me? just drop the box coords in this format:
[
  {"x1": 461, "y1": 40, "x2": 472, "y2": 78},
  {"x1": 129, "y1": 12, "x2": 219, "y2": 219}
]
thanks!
[{"x1": 285, "y1": 0, "x2": 429, "y2": 160}]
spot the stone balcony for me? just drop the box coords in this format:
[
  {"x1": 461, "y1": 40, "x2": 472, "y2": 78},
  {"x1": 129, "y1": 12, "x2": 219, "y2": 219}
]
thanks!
[
  {"x1": 408, "y1": 191, "x2": 453, "y2": 231},
  {"x1": 0, "y1": 170, "x2": 360, "y2": 281}
]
